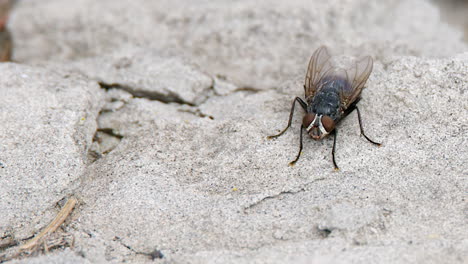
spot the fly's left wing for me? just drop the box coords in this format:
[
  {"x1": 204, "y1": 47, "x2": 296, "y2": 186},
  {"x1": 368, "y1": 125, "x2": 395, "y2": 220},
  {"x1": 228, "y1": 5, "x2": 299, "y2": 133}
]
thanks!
[
  {"x1": 341, "y1": 56, "x2": 373, "y2": 109},
  {"x1": 304, "y1": 46, "x2": 334, "y2": 102}
]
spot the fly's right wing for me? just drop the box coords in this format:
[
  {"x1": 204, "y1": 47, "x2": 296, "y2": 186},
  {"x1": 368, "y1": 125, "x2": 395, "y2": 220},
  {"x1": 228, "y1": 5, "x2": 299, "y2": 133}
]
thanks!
[
  {"x1": 341, "y1": 56, "x2": 373, "y2": 110},
  {"x1": 304, "y1": 46, "x2": 333, "y2": 101}
]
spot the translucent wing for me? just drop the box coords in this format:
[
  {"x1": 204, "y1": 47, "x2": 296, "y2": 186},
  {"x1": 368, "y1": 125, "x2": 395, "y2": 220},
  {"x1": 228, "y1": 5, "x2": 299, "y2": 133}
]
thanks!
[
  {"x1": 341, "y1": 56, "x2": 373, "y2": 109},
  {"x1": 304, "y1": 46, "x2": 333, "y2": 101}
]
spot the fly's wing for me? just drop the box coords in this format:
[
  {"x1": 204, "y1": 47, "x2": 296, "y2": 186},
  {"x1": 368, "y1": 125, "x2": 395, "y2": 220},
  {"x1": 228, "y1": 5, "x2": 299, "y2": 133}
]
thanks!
[
  {"x1": 341, "y1": 56, "x2": 373, "y2": 109},
  {"x1": 304, "y1": 46, "x2": 333, "y2": 101}
]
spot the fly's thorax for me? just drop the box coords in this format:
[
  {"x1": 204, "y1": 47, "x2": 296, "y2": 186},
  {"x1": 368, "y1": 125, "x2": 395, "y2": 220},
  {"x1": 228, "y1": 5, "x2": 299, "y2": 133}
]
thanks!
[
  {"x1": 302, "y1": 113, "x2": 336, "y2": 140},
  {"x1": 309, "y1": 88, "x2": 342, "y2": 121}
]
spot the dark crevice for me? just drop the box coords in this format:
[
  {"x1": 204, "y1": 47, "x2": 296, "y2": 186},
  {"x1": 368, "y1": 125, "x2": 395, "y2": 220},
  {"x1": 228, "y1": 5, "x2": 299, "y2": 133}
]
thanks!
[
  {"x1": 98, "y1": 82, "x2": 195, "y2": 106},
  {"x1": 88, "y1": 127, "x2": 124, "y2": 163},
  {"x1": 178, "y1": 108, "x2": 214, "y2": 120},
  {"x1": 113, "y1": 237, "x2": 164, "y2": 260},
  {"x1": 232, "y1": 86, "x2": 263, "y2": 94},
  {"x1": 317, "y1": 227, "x2": 332, "y2": 238},
  {"x1": 87, "y1": 149, "x2": 102, "y2": 163},
  {"x1": 144, "y1": 249, "x2": 164, "y2": 260},
  {"x1": 0, "y1": 235, "x2": 17, "y2": 252},
  {"x1": 97, "y1": 128, "x2": 124, "y2": 139},
  {"x1": 88, "y1": 83, "x2": 130, "y2": 163},
  {"x1": 115, "y1": 238, "x2": 133, "y2": 252}
]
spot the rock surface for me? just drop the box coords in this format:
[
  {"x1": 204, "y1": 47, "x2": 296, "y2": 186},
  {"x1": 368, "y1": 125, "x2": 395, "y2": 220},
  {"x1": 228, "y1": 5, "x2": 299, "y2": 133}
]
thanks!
[
  {"x1": 0, "y1": 63, "x2": 102, "y2": 239},
  {"x1": 1, "y1": 0, "x2": 467, "y2": 263}
]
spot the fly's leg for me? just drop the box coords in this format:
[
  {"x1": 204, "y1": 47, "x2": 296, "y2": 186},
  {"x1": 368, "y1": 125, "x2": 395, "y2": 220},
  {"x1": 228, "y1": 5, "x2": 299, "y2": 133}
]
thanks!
[
  {"x1": 331, "y1": 130, "x2": 339, "y2": 171},
  {"x1": 289, "y1": 125, "x2": 304, "y2": 166},
  {"x1": 267, "y1": 97, "x2": 307, "y2": 139},
  {"x1": 355, "y1": 106, "x2": 381, "y2": 146}
]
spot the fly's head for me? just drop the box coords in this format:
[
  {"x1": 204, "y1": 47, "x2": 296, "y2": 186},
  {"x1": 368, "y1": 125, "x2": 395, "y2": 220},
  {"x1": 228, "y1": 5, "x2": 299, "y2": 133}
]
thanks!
[{"x1": 303, "y1": 113, "x2": 335, "y2": 140}]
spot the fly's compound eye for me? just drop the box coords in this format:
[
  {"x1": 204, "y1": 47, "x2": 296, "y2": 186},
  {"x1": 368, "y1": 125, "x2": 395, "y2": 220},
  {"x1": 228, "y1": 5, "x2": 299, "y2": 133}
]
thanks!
[
  {"x1": 321, "y1": 115, "x2": 335, "y2": 133},
  {"x1": 303, "y1": 113, "x2": 316, "y2": 128}
]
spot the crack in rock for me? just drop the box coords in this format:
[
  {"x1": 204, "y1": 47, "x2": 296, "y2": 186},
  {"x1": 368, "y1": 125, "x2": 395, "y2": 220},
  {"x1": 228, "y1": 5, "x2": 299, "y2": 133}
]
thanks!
[
  {"x1": 87, "y1": 87, "x2": 131, "y2": 163},
  {"x1": 231, "y1": 86, "x2": 264, "y2": 94},
  {"x1": 243, "y1": 188, "x2": 306, "y2": 213},
  {"x1": 0, "y1": 234, "x2": 17, "y2": 253},
  {"x1": 98, "y1": 82, "x2": 196, "y2": 106},
  {"x1": 96, "y1": 128, "x2": 124, "y2": 140},
  {"x1": 243, "y1": 178, "x2": 326, "y2": 213},
  {"x1": 113, "y1": 237, "x2": 164, "y2": 260},
  {"x1": 316, "y1": 226, "x2": 333, "y2": 238},
  {"x1": 177, "y1": 108, "x2": 214, "y2": 120},
  {"x1": 88, "y1": 127, "x2": 123, "y2": 163}
]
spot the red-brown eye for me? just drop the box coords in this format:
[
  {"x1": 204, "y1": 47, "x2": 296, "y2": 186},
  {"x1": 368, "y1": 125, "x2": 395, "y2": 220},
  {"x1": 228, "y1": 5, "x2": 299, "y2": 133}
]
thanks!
[
  {"x1": 303, "y1": 113, "x2": 316, "y2": 128},
  {"x1": 321, "y1": 115, "x2": 335, "y2": 132}
]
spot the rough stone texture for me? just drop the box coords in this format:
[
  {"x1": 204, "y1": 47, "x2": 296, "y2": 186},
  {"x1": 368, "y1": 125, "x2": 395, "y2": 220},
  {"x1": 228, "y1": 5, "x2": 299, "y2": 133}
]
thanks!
[
  {"x1": 72, "y1": 54, "x2": 467, "y2": 263},
  {"x1": 1, "y1": 0, "x2": 467, "y2": 263},
  {"x1": 63, "y1": 49, "x2": 214, "y2": 106},
  {"x1": 9, "y1": 0, "x2": 467, "y2": 89},
  {"x1": 0, "y1": 63, "x2": 102, "y2": 240},
  {"x1": 9, "y1": 249, "x2": 90, "y2": 264}
]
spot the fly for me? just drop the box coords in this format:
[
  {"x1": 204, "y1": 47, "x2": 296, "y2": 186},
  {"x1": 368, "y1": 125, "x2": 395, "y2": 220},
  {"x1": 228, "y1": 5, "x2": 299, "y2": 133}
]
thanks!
[{"x1": 268, "y1": 46, "x2": 381, "y2": 170}]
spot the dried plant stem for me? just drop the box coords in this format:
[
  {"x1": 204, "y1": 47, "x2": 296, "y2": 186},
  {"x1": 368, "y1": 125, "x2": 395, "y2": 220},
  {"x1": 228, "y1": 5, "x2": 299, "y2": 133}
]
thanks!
[{"x1": 20, "y1": 197, "x2": 77, "y2": 251}]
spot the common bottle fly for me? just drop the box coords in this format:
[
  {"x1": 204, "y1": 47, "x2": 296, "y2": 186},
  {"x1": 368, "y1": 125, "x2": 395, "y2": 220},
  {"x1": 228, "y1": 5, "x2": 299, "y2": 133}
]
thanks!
[{"x1": 268, "y1": 46, "x2": 381, "y2": 170}]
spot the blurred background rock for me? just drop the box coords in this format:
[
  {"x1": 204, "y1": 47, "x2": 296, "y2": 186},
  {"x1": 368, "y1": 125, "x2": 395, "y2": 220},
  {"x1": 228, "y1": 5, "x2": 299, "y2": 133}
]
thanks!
[
  {"x1": 0, "y1": 0, "x2": 13, "y2": 61},
  {"x1": 433, "y1": 0, "x2": 468, "y2": 41}
]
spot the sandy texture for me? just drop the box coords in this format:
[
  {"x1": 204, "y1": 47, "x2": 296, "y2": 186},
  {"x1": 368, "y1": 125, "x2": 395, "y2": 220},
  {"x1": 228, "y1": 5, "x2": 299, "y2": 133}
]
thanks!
[
  {"x1": 0, "y1": 64, "x2": 102, "y2": 238},
  {"x1": 1, "y1": 0, "x2": 467, "y2": 263}
]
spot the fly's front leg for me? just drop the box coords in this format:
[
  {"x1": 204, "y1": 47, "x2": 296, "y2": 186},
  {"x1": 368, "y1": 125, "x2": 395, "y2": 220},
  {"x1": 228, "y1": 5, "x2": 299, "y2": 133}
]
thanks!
[
  {"x1": 355, "y1": 106, "x2": 381, "y2": 146},
  {"x1": 289, "y1": 124, "x2": 304, "y2": 166},
  {"x1": 331, "y1": 130, "x2": 339, "y2": 171},
  {"x1": 267, "y1": 97, "x2": 307, "y2": 139}
]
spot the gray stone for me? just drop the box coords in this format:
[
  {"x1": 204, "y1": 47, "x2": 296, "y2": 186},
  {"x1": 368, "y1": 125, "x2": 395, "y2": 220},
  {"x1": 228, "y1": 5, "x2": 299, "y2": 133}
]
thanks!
[
  {"x1": 2, "y1": 0, "x2": 467, "y2": 263},
  {"x1": 0, "y1": 63, "x2": 103, "y2": 242},
  {"x1": 72, "y1": 54, "x2": 466, "y2": 263},
  {"x1": 62, "y1": 49, "x2": 214, "y2": 106},
  {"x1": 8, "y1": 249, "x2": 90, "y2": 264},
  {"x1": 10, "y1": 0, "x2": 467, "y2": 89}
]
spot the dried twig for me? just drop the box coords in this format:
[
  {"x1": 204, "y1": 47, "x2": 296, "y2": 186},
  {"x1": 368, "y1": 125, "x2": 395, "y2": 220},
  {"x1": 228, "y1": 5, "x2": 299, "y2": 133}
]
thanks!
[{"x1": 20, "y1": 197, "x2": 77, "y2": 251}]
